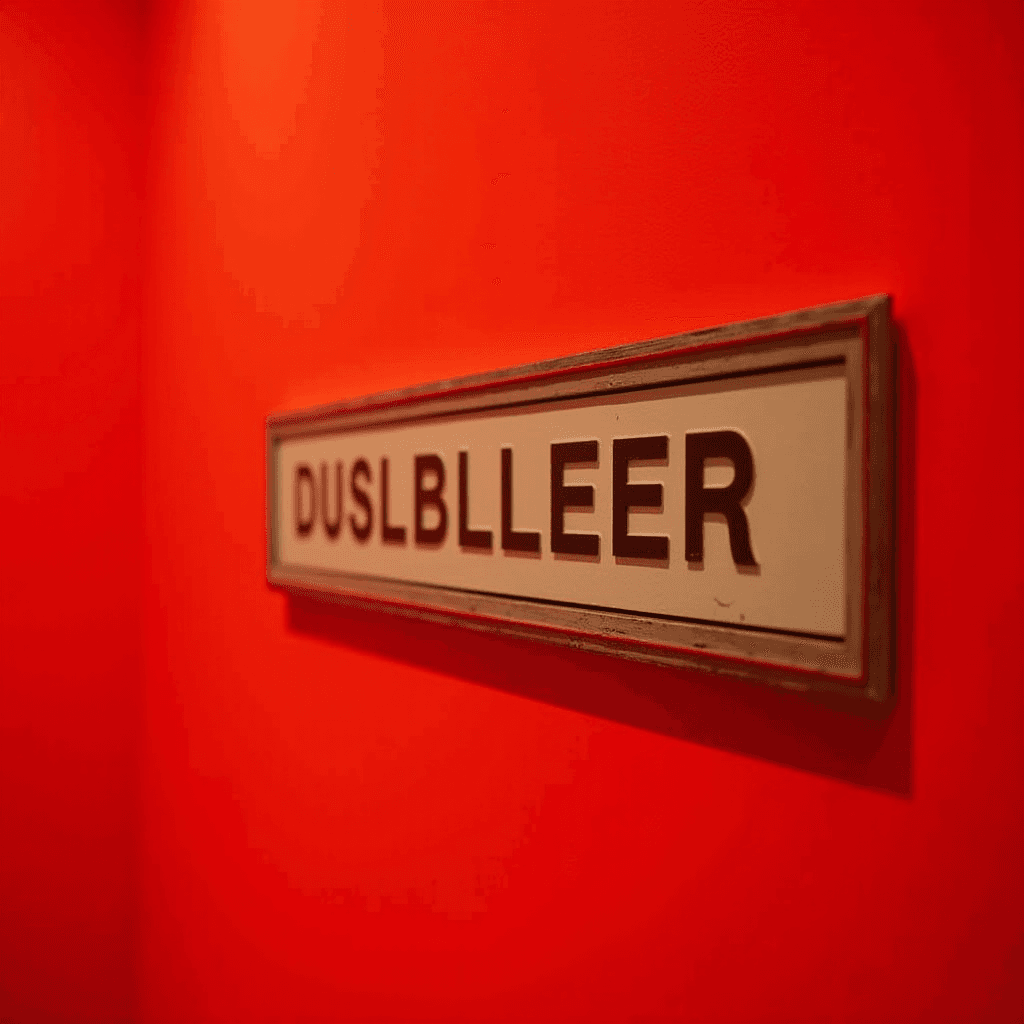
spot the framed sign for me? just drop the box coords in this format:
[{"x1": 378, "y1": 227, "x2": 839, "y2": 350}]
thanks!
[{"x1": 267, "y1": 295, "x2": 895, "y2": 703}]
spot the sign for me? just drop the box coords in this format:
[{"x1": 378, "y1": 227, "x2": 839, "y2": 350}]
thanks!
[{"x1": 266, "y1": 295, "x2": 895, "y2": 702}]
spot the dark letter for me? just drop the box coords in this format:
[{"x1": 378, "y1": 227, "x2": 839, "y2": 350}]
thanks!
[
  {"x1": 295, "y1": 464, "x2": 316, "y2": 537},
  {"x1": 685, "y1": 430, "x2": 757, "y2": 567},
  {"x1": 349, "y1": 458, "x2": 373, "y2": 542},
  {"x1": 380, "y1": 457, "x2": 407, "y2": 544},
  {"x1": 459, "y1": 452, "x2": 492, "y2": 550},
  {"x1": 501, "y1": 448, "x2": 540, "y2": 553},
  {"x1": 612, "y1": 436, "x2": 669, "y2": 560},
  {"x1": 321, "y1": 460, "x2": 342, "y2": 539},
  {"x1": 415, "y1": 454, "x2": 448, "y2": 545},
  {"x1": 550, "y1": 441, "x2": 599, "y2": 557}
]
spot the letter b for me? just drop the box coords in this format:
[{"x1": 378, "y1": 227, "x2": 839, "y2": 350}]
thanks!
[{"x1": 415, "y1": 454, "x2": 448, "y2": 545}]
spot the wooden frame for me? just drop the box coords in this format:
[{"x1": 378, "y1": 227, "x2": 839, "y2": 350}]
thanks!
[{"x1": 267, "y1": 295, "x2": 895, "y2": 704}]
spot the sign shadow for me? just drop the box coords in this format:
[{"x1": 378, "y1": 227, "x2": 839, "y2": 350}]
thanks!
[{"x1": 285, "y1": 326, "x2": 916, "y2": 796}]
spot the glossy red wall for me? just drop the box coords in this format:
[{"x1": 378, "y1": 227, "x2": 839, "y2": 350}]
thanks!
[
  {"x1": 139, "y1": 2, "x2": 1022, "y2": 1019},
  {"x1": 3, "y1": 0, "x2": 1021, "y2": 1021},
  {"x1": 0, "y1": 1, "x2": 144, "y2": 1019}
]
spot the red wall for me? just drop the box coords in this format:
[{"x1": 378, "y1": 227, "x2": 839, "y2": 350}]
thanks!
[
  {"x1": 4, "y1": 1, "x2": 1022, "y2": 1021},
  {"x1": 0, "y1": 1, "x2": 144, "y2": 1020}
]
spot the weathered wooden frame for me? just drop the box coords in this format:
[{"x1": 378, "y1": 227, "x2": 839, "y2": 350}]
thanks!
[{"x1": 267, "y1": 295, "x2": 895, "y2": 703}]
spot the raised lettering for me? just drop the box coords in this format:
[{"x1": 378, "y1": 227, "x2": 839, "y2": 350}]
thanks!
[
  {"x1": 381, "y1": 457, "x2": 407, "y2": 545},
  {"x1": 321, "y1": 460, "x2": 342, "y2": 539},
  {"x1": 685, "y1": 430, "x2": 757, "y2": 566},
  {"x1": 458, "y1": 452, "x2": 492, "y2": 550},
  {"x1": 550, "y1": 441, "x2": 599, "y2": 557},
  {"x1": 349, "y1": 458, "x2": 373, "y2": 542},
  {"x1": 612, "y1": 436, "x2": 669, "y2": 560},
  {"x1": 501, "y1": 448, "x2": 541, "y2": 553},
  {"x1": 414, "y1": 454, "x2": 448, "y2": 545},
  {"x1": 295, "y1": 464, "x2": 316, "y2": 538}
]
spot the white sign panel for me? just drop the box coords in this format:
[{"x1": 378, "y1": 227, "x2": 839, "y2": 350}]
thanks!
[{"x1": 267, "y1": 296, "x2": 895, "y2": 702}]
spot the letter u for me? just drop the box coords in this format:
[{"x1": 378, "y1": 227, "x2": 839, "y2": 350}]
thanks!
[{"x1": 321, "y1": 460, "x2": 342, "y2": 539}]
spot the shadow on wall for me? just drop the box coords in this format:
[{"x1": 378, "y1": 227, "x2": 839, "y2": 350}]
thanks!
[{"x1": 287, "y1": 328, "x2": 917, "y2": 797}]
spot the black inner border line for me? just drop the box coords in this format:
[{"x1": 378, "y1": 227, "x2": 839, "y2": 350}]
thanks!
[
  {"x1": 274, "y1": 354, "x2": 850, "y2": 644},
  {"x1": 279, "y1": 566, "x2": 846, "y2": 644},
  {"x1": 276, "y1": 356, "x2": 846, "y2": 441}
]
